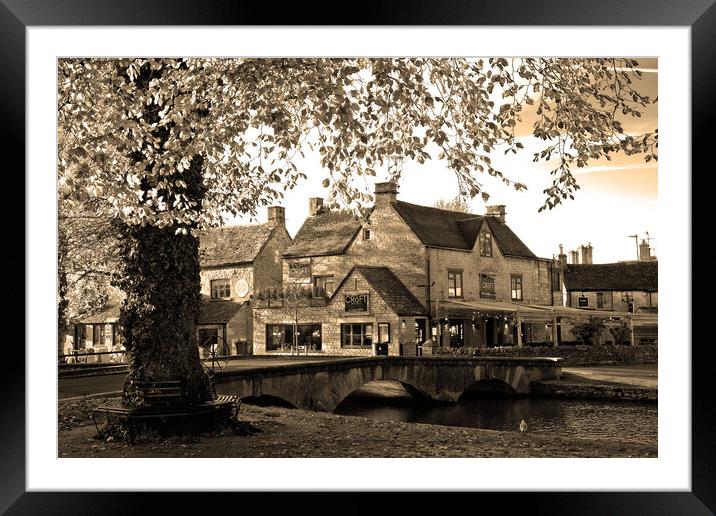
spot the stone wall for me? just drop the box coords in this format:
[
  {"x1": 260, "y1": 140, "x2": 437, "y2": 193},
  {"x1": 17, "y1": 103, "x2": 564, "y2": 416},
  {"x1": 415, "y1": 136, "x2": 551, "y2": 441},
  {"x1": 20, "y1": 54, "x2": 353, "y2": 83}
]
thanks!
[
  {"x1": 432, "y1": 343, "x2": 658, "y2": 366},
  {"x1": 200, "y1": 265, "x2": 253, "y2": 303},
  {"x1": 254, "y1": 269, "x2": 425, "y2": 356}
]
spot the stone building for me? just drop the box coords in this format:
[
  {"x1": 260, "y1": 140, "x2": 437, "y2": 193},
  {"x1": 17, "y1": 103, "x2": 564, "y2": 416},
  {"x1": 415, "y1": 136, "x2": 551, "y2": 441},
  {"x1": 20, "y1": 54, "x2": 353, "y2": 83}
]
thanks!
[
  {"x1": 196, "y1": 206, "x2": 292, "y2": 354},
  {"x1": 70, "y1": 206, "x2": 292, "y2": 358},
  {"x1": 253, "y1": 182, "x2": 559, "y2": 355},
  {"x1": 562, "y1": 261, "x2": 658, "y2": 313}
]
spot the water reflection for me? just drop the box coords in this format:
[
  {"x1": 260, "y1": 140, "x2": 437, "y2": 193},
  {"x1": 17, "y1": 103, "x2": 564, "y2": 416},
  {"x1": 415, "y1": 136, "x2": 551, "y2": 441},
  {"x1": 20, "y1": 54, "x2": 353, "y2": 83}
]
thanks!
[{"x1": 334, "y1": 381, "x2": 657, "y2": 445}]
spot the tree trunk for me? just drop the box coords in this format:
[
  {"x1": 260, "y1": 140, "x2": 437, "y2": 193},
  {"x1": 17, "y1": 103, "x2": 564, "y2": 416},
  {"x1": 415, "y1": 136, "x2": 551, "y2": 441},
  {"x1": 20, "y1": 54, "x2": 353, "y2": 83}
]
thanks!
[{"x1": 113, "y1": 220, "x2": 212, "y2": 406}]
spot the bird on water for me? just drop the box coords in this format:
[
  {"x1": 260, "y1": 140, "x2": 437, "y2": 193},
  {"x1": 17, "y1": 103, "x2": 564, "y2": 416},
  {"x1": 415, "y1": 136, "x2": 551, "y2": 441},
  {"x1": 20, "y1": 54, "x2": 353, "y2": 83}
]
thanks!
[{"x1": 519, "y1": 419, "x2": 528, "y2": 432}]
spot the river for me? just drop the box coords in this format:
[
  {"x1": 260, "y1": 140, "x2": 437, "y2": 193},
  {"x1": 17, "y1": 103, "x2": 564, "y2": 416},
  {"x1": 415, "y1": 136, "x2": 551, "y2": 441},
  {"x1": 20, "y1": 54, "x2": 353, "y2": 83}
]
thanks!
[{"x1": 333, "y1": 381, "x2": 657, "y2": 445}]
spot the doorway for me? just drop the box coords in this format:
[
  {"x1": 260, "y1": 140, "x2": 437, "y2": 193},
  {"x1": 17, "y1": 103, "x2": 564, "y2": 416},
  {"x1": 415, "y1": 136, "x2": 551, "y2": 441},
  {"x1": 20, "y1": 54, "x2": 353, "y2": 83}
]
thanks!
[{"x1": 448, "y1": 319, "x2": 465, "y2": 348}]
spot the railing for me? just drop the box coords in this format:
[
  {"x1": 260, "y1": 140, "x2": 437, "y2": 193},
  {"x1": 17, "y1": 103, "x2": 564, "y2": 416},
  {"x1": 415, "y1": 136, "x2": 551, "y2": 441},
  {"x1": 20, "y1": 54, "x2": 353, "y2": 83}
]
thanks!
[{"x1": 58, "y1": 349, "x2": 127, "y2": 365}]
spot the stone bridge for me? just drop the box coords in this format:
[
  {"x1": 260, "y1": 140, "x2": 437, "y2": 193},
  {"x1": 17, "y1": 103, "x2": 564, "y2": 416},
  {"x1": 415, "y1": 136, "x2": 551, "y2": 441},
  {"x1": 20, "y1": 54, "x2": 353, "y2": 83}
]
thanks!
[{"x1": 214, "y1": 356, "x2": 562, "y2": 412}]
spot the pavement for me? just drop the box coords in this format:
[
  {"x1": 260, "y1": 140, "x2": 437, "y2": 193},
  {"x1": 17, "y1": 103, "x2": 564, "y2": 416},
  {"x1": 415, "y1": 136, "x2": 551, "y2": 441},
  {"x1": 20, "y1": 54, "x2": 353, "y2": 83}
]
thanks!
[{"x1": 561, "y1": 364, "x2": 657, "y2": 388}]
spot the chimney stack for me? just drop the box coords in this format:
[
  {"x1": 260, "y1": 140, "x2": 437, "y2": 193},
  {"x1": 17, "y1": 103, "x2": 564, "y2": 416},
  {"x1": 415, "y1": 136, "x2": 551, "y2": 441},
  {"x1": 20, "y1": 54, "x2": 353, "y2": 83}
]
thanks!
[
  {"x1": 308, "y1": 197, "x2": 324, "y2": 216},
  {"x1": 374, "y1": 181, "x2": 399, "y2": 206},
  {"x1": 569, "y1": 250, "x2": 579, "y2": 264},
  {"x1": 485, "y1": 205, "x2": 507, "y2": 223},
  {"x1": 267, "y1": 206, "x2": 285, "y2": 227},
  {"x1": 578, "y1": 243, "x2": 593, "y2": 264},
  {"x1": 557, "y1": 244, "x2": 567, "y2": 266},
  {"x1": 639, "y1": 239, "x2": 651, "y2": 261}
]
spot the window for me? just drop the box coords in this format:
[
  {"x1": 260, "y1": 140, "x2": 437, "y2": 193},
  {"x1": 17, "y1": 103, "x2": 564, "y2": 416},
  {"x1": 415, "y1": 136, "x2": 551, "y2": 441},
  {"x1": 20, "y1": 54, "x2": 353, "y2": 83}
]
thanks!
[
  {"x1": 447, "y1": 270, "x2": 463, "y2": 298},
  {"x1": 597, "y1": 292, "x2": 604, "y2": 309},
  {"x1": 363, "y1": 228, "x2": 372, "y2": 240},
  {"x1": 210, "y1": 278, "x2": 231, "y2": 299},
  {"x1": 511, "y1": 274, "x2": 523, "y2": 301},
  {"x1": 266, "y1": 324, "x2": 322, "y2": 351},
  {"x1": 378, "y1": 323, "x2": 391, "y2": 344},
  {"x1": 341, "y1": 323, "x2": 373, "y2": 348},
  {"x1": 313, "y1": 275, "x2": 336, "y2": 297},
  {"x1": 479, "y1": 229, "x2": 493, "y2": 257}
]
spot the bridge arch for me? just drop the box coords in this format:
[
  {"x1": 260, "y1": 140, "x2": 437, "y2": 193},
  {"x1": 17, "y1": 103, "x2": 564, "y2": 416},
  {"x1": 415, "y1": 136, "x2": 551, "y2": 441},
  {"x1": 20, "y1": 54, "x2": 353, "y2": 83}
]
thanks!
[{"x1": 458, "y1": 378, "x2": 519, "y2": 400}]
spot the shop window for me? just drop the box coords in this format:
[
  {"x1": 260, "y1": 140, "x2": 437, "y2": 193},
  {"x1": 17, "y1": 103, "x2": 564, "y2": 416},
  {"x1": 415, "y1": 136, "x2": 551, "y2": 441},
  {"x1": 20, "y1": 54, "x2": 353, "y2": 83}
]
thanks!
[
  {"x1": 313, "y1": 275, "x2": 335, "y2": 297},
  {"x1": 210, "y1": 278, "x2": 231, "y2": 299},
  {"x1": 341, "y1": 323, "x2": 373, "y2": 348},
  {"x1": 448, "y1": 270, "x2": 463, "y2": 298},
  {"x1": 479, "y1": 229, "x2": 493, "y2": 257},
  {"x1": 266, "y1": 324, "x2": 322, "y2": 351},
  {"x1": 511, "y1": 274, "x2": 523, "y2": 301}
]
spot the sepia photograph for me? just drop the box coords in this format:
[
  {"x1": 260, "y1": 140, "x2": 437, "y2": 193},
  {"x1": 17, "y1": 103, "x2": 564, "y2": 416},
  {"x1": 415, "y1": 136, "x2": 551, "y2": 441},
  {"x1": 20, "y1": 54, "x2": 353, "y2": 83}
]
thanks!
[{"x1": 56, "y1": 56, "x2": 661, "y2": 460}]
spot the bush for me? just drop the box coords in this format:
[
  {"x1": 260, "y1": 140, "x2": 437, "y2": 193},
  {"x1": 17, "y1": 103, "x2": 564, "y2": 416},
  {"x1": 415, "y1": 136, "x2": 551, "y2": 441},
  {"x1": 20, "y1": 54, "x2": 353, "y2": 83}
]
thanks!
[
  {"x1": 570, "y1": 316, "x2": 606, "y2": 345},
  {"x1": 609, "y1": 321, "x2": 631, "y2": 345}
]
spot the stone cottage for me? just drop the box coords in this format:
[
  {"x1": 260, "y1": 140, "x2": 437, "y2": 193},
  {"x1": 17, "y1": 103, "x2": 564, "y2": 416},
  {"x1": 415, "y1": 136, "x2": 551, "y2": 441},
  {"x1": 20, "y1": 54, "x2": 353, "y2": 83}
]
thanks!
[{"x1": 253, "y1": 182, "x2": 559, "y2": 356}]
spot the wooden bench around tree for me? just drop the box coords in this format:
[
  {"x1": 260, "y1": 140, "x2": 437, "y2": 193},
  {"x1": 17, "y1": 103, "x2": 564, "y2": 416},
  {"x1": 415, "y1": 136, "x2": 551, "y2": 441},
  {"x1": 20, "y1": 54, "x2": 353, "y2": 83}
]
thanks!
[{"x1": 91, "y1": 379, "x2": 240, "y2": 442}]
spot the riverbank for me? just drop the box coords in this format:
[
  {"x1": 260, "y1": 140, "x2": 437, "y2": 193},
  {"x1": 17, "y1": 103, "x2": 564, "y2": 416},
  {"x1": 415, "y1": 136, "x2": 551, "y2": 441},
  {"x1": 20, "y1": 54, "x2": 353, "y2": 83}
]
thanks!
[{"x1": 58, "y1": 397, "x2": 656, "y2": 458}]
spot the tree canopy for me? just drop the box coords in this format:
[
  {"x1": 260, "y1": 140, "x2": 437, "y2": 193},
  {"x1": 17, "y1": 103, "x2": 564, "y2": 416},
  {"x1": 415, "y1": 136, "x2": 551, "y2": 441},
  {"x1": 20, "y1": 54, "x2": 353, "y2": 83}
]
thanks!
[{"x1": 58, "y1": 57, "x2": 657, "y2": 228}]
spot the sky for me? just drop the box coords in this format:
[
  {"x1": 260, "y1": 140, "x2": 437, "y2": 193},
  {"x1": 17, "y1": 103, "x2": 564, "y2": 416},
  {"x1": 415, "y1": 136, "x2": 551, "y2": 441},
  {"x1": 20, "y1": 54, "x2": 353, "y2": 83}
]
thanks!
[{"x1": 229, "y1": 58, "x2": 658, "y2": 264}]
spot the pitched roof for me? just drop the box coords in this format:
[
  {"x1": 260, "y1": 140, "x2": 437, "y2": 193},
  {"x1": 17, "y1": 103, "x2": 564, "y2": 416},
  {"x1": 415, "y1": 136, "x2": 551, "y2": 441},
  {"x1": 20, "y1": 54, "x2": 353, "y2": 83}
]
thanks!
[
  {"x1": 76, "y1": 305, "x2": 121, "y2": 324},
  {"x1": 392, "y1": 201, "x2": 537, "y2": 258},
  {"x1": 353, "y1": 266, "x2": 426, "y2": 316},
  {"x1": 198, "y1": 299, "x2": 246, "y2": 324},
  {"x1": 563, "y1": 262, "x2": 658, "y2": 292},
  {"x1": 284, "y1": 210, "x2": 362, "y2": 258},
  {"x1": 198, "y1": 223, "x2": 275, "y2": 267}
]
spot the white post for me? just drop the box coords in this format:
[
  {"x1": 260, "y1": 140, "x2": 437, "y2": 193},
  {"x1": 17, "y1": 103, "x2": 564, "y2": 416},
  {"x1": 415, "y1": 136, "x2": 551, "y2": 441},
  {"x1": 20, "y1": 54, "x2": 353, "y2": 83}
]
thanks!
[
  {"x1": 629, "y1": 315, "x2": 635, "y2": 346},
  {"x1": 516, "y1": 315, "x2": 523, "y2": 347},
  {"x1": 552, "y1": 317, "x2": 559, "y2": 348}
]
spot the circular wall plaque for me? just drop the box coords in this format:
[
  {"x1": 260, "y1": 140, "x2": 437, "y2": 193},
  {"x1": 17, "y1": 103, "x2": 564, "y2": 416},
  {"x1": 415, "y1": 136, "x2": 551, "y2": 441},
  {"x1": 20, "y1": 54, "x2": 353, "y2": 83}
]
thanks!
[{"x1": 235, "y1": 278, "x2": 249, "y2": 298}]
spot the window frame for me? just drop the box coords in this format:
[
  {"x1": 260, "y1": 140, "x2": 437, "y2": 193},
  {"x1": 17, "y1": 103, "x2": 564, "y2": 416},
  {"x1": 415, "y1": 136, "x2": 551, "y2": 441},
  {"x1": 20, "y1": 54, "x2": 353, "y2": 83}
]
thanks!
[
  {"x1": 210, "y1": 278, "x2": 231, "y2": 299},
  {"x1": 479, "y1": 229, "x2": 493, "y2": 257},
  {"x1": 378, "y1": 322, "x2": 391, "y2": 344},
  {"x1": 511, "y1": 274, "x2": 523, "y2": 301},
  {"x1": 266, "y1": 323, "x2": 322, "y2": 352},
  {"x1": 313, "y1": 275, "x2": 336, "y2": 298},
  {"x1": 447, "y1": 269, "x2": 464, "y2": 299},
  {"x1": 362, "y1": 228, "x2": 372, "y2": 240},
  {"x1": 340, "y1": 323, "x2": 374, "y2": 348}
]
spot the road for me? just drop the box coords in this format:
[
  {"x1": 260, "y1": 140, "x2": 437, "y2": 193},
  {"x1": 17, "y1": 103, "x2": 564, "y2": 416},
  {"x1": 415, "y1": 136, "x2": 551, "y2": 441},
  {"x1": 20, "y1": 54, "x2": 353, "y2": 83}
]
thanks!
[
  {"x1": 58, "y1": 357, "x2": 337, "y2": 399},
  {"x1": 59, "y1": 359, "x2": 657, "y2": 399}
]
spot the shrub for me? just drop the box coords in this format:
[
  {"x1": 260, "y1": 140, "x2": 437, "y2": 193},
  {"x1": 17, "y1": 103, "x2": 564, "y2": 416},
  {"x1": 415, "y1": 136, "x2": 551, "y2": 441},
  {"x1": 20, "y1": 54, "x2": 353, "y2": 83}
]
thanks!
[
  {"x1": 609, "y1": 321, "x2": 632, "y2": 345},
  {"x1": 569, "y1": 316, "x2": 606, "y2": 345}
]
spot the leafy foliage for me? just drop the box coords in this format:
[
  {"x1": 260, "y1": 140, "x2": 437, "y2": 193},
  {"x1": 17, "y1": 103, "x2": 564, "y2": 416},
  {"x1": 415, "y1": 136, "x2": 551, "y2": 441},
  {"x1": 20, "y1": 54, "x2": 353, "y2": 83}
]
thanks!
[
  {"x1": 433, "y1": 195, "x2": 472, "y2": 213},
  {"x1": 58, "y1": 58, "x2": 656, "y2": 223},
  {"x1": 609, "y1": 320, "x2": 632, "y2": 345},
  {"x1": 569, "y1": 316, "x2": 607, "y2": 346}
]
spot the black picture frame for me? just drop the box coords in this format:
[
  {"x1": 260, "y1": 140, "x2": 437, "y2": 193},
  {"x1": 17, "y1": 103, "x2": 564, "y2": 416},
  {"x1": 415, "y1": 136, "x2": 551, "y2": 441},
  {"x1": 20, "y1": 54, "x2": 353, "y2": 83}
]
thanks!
[{"x1": 4, "y1": 0, "x2": 708, "y2": 513}]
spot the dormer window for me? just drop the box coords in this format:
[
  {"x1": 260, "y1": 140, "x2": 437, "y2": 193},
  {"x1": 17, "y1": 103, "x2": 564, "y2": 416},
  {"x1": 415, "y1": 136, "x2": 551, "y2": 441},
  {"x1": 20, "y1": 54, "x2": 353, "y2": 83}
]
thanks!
[
  {"x1": 210, "y1": 279, "x2": 231, "y2": 299},
  {"x1": 479, "y1": 229, "x2": 493, "y2": 257},
  {"x1": 363, "y1": 228, "x2": 372, "y2": 240}
]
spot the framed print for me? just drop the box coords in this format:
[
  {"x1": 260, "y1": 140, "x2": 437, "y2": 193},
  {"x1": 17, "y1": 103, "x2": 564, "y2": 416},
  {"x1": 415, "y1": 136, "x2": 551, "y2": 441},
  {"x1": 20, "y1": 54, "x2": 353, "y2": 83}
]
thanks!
[{"x1": 5, "y1": 0, "x2": 711, "y2": 513}]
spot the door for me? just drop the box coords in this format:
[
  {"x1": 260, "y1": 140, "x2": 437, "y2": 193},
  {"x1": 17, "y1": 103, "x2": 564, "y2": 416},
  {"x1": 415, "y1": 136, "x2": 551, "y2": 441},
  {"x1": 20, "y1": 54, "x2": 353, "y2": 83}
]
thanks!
[
  {"x1": 448, "y1": 319, "x2": 465, "y2": 348},
  {"x1": 485, "y1": 318, "x2": 497, "y2": 347}
]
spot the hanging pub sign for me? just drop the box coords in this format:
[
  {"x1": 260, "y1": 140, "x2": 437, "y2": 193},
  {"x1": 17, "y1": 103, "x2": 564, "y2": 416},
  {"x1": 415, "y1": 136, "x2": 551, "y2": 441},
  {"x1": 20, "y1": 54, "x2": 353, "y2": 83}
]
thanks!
[
  {"x1": 344, "y1": 293, "x2": 369, "y2": 312},
  {"x1": 288, "y1": 262, "x2": 311, "y2": 279},
  {"x1": 578, "y1": 296, "x2": 589, "y2": 308},
  {"x1": 479, "y1": 274, "x2": 496, "y2": 299}
]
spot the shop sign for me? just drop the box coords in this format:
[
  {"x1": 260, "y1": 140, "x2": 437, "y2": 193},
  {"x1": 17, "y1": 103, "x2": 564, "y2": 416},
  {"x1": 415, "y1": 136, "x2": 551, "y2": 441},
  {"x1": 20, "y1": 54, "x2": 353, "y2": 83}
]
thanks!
[
  {"x1": 480, "y1": 274, "x2": 496, "y2": 299},
  {"x1": 578, "y1": 296, "x2": 589, "y2": 308},
  {"x1": 288, "y1": 262, "x2": 311, "y2": 278},
  {"x1": 344, "y1": 293, "x2": 369, "y2": 312}
]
